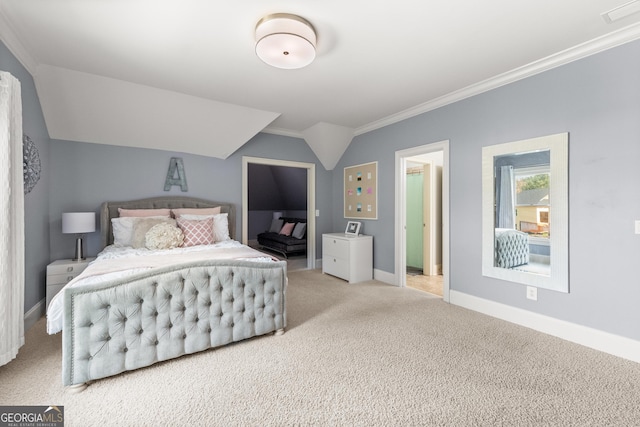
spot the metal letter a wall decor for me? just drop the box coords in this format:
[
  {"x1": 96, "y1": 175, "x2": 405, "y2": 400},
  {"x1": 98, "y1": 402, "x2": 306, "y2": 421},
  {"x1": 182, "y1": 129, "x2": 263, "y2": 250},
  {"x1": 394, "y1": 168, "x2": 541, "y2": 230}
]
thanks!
[{"x1": 164, "y1": 157, "x2": 188, "y2": 192}]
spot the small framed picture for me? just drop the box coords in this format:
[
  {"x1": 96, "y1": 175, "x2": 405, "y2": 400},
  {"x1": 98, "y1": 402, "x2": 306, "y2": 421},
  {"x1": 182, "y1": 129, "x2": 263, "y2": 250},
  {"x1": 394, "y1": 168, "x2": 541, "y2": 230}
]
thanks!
[{"x1": 345, "y1": 221, "x2": 361, "y2": 236}]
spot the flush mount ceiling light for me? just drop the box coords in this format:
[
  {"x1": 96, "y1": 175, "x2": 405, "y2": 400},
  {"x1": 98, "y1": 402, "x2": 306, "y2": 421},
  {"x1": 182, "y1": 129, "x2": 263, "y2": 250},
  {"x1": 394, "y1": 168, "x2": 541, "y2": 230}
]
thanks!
[{"x1": 255, "y1": 13, "x2": 316, "y2": 69}]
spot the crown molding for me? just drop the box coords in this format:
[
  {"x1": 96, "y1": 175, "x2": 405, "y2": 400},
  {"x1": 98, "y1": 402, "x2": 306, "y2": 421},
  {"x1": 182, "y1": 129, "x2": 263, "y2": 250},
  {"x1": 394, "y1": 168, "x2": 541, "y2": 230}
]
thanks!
[
  {"x1": 354, "y1": 21, "x2": 640, "y2": 136},
  {"x1": 0, "y1": 7, "x2": 38, "y2": 74}
]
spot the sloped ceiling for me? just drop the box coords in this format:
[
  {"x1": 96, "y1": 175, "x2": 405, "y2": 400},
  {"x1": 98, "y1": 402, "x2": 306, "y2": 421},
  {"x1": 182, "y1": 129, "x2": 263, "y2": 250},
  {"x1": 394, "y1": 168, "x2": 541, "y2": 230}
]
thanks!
[
  {"x1": 2, "y1": 1, "x2": 640, "y2": 169},
  {"x1": 35, "y1": 64, "x2": 280, "y2": 159}
]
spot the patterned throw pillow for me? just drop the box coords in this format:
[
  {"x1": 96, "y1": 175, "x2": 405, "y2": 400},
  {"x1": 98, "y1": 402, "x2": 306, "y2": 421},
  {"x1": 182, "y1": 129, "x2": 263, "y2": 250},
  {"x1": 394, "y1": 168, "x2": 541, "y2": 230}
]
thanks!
[{"x1": 177, "y1": 217, "x2": 215, "y2": 247}]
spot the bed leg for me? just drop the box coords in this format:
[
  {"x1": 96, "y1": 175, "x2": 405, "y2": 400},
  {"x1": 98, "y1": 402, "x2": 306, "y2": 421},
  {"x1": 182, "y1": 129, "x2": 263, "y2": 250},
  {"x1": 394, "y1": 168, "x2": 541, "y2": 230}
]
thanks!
[
  {"x1": 66, "y1": 383, "x2": 88, "y2": 393},
  {"x1": 275, "y1": 328, "x2": 285, "y2": 336}
]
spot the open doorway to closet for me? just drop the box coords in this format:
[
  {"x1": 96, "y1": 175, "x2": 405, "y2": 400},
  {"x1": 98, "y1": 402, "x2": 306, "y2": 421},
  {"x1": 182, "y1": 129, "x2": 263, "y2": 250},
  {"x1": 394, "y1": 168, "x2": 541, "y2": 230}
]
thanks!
[
  {"x1": 395, "y1": 141, "x2": 450, "y2": 302},
  {"x1": 241, "y1": 156, "x2": 316, "y2": 270},
  {"x1": 405, "y1": 152, "x2": 444, "y2": 296}
]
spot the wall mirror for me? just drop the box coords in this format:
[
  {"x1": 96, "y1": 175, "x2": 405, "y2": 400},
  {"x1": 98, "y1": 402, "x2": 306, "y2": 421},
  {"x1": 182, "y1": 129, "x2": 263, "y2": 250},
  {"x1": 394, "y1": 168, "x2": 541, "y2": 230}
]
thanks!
[{"x1": 482, "y1": 133, "x2": 569, "y2": 292}]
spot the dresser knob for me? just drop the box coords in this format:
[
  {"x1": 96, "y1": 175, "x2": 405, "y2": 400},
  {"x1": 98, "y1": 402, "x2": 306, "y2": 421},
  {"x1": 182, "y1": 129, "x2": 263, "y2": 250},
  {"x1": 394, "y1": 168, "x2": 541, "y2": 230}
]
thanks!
[
  {"x1": 67, "y1": 276, "x2": 74, "y2": 281},
  {"x1": 67, "y1": 266, "x2": 73, "y2": 272}
]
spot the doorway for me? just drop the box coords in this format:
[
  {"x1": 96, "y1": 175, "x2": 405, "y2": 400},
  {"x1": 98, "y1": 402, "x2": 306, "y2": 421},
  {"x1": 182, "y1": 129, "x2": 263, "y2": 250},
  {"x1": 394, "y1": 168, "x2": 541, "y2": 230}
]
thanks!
[
  {"x1": 242, "y1": 156, "x2": 316, "y2": 270},
  {"x1": 405, "y1": 155, "x2": 443, "y2": 295},
  {"x1": 395, "y1": 141, "x2": 450, "y2": 302}
]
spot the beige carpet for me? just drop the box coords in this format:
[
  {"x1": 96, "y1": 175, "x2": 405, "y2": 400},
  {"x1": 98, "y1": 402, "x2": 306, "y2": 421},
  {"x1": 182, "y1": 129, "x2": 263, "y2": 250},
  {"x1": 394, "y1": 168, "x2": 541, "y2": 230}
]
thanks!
[{"x1": 2, "y1": 269, "x2": 640, "y2": 426}]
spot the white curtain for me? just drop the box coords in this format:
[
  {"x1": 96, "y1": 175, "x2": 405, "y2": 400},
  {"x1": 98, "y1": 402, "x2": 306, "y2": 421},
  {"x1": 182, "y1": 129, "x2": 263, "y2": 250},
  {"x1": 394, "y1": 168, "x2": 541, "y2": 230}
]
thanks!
[
  {"x1": 0, "y1": 71, "x2": 25, "y2": 366},
  {"x1": 497, "y1": 165, "x2": 515, "y2": 229}
]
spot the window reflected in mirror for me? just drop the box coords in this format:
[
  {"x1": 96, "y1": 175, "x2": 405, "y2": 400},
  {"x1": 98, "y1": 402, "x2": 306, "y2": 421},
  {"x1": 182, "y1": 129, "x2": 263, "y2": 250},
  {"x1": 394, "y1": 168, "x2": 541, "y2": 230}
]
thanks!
[{"x1": 494, "y1": 150, "x2": 551, "y2": 276}]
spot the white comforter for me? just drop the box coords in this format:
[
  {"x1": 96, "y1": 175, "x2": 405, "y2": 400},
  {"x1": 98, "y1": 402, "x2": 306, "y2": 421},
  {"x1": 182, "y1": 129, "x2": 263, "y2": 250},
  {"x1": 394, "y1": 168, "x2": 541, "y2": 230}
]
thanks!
[{"x1": 47, "y1": 240, "x2": 275, "y2": 334}]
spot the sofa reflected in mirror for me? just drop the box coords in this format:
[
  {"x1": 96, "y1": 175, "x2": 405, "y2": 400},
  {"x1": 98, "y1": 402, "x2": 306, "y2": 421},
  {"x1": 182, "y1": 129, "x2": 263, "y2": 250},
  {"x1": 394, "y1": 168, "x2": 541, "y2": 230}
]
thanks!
[{"x1": 482, "y1": 133, "x2": 569, "y2": 293}]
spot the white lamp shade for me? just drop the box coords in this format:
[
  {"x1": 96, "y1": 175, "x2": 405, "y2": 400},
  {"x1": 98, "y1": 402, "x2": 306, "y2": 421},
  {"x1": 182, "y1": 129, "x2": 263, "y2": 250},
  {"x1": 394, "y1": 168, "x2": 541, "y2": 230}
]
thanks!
[
  {"x1": 255, "y1": 14, "x2": 316, "y2": 69},
  {"x1": 62, "y1": 212, "x2": 96, "y2": 234}
]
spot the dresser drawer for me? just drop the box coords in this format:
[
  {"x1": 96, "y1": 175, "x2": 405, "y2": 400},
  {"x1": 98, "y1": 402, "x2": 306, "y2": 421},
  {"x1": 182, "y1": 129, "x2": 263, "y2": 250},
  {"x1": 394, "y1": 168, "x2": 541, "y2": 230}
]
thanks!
[
  {"x1": 46, "y1": 273, "x2": 78, "y2": 286},
  {"x1": 47, "y1": 262, "x2": 85, "y2": 275},
  {"x1": 323, "y1": 255, "x2": 349, "y2": 279},
  {"x1": 322, "y1": 236, "x2": 349, "y2": 258}
]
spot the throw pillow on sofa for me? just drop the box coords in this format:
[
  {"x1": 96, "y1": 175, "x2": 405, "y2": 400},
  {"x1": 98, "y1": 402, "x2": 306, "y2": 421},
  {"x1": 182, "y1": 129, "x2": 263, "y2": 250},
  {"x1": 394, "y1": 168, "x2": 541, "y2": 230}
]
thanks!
[
  {"x1": 269, "y1": 218, "x2": 284, "y2": 233},
  {"x1": 279, "y1": 222, "x2": 295, "y2": 236},
  {"x1": 292, "y1": 222, "x2": 306, "y2": 239}
]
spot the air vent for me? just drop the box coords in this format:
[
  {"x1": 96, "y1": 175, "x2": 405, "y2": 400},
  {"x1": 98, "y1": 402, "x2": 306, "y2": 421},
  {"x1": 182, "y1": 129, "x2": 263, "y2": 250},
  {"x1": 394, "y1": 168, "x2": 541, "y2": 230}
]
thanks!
[{"x1": 602, "y1": 0, "x2": 640, "y2": 23}]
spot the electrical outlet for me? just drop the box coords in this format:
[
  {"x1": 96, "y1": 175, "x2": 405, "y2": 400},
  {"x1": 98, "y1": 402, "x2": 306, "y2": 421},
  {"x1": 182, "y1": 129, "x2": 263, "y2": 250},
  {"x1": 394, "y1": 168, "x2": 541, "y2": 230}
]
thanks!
[
  {"x1": 635, "y1": 220, "x2": 640, "y2": 234},
  {"x1": 316, "y1": 210, "x2": 320, "y2": 217},
  {"x1": 526, "y1": 286, "x2": 537, "y2": 301}
]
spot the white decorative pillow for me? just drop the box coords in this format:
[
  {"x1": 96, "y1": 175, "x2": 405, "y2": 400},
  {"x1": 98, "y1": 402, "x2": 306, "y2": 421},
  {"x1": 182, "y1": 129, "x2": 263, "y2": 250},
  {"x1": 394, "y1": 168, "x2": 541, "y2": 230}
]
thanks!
[
  {"x1": 145, "y1": 222, "x2": 184, "y2": 250},
  {"x1": 177, "y1": 217, "x2": 215, "y2": 247},
  {"x1": 180, "y1": 213, "x2": 230, "y2": 242},
  {"x1": 131, "y1": 218, "x2": 177, "y2": 249},
  {"x1": 111, "y1": 216, "x2": 169, "y2": 247},
  {"x1": 213, "y1": 213, "x2": 230, "y2": 242}
]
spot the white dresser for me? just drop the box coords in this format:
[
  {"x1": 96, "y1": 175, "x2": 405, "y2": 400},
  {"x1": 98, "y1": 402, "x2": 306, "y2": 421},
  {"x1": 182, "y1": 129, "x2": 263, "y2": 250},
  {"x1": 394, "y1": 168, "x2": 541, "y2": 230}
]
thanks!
[
  {"x1": 322, "y1": 233, "x2": 373, "y2": 283},
  {"x1": 46, "y1": 258, "x2": 95, "y2": 310}
]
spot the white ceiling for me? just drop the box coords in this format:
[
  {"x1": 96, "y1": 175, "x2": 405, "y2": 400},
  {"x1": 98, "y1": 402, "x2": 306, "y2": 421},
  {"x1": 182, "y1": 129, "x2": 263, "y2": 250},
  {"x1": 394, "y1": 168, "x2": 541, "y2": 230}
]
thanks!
[{"x1": 1, "y1": 1, "x2": 640, "y2": 169}]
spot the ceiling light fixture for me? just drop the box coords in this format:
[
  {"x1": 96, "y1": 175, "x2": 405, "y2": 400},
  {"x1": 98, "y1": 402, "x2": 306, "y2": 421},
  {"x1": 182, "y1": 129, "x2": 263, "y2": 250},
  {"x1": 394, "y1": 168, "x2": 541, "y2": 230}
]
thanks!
[{"x1": 255, "y1": 13, "x2": 316, "y2": 69}]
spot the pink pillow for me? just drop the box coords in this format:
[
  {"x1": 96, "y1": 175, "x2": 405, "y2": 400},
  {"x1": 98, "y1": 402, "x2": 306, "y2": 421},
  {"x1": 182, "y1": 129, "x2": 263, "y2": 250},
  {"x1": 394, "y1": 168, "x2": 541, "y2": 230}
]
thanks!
[
  {"x1": 177, "y1": 217, "x2": 214, "y2": 247},
  {"x1": 279, "y1": 222, "x2": 295, "y2": 236},
  {"x1": 119, "y1": 208, "x2": 171, "y2": 218},
  {"x1": 172, "y1": 207, "x2": 221, "y2": 218}
]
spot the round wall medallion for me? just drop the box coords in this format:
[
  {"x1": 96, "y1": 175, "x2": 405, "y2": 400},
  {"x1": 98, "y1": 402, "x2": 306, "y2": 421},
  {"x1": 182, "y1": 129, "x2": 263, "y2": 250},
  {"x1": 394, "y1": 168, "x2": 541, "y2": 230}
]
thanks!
[{"x1": 23, "y1": 134, "x2": 41, "y2": 194}]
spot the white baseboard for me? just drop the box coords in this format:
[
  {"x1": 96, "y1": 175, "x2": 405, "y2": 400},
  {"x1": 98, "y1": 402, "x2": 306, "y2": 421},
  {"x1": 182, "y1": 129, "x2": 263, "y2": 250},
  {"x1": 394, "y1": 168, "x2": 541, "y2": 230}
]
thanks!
[
  {"x1": 24, "y1": 299, "x2": 45, "y2": 332},
  {"x1": 374, "y1": 268, "x2": 397, "y2": 286},
  {"x1": 450, "y1": 290, "x2": 640, "y2": 363}
]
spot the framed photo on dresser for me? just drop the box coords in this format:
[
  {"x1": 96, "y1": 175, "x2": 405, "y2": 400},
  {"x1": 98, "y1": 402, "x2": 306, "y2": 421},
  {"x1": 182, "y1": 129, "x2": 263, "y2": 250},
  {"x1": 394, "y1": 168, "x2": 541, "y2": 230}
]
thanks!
[{"x1": 345, "y1": 221, "x2": 361, "y2": 236}]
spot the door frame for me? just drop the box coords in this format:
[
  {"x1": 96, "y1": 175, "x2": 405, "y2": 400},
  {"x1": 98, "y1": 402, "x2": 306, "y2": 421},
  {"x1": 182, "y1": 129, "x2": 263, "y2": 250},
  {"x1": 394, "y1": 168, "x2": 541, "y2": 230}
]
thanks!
[
  {"x1": 242, "y1": 156, "x2": 316, "y2": 269},
  {"x1": 395, "y1": 140, "x2": 450, "y2": 302}
]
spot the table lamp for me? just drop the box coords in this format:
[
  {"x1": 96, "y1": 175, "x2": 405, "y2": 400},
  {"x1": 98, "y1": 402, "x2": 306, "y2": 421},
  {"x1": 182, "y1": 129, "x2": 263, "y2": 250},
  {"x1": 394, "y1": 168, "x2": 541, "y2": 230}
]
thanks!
[{"x1": 62, "y1": 212, "x2": 96, "y2": 261}]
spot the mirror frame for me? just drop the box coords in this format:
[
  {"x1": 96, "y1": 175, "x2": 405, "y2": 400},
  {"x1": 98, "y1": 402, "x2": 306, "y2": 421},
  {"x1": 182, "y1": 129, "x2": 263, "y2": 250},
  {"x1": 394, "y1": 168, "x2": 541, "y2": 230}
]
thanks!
[{"x1": 482, "y1": 133, "x2": 569, "y2": 292}]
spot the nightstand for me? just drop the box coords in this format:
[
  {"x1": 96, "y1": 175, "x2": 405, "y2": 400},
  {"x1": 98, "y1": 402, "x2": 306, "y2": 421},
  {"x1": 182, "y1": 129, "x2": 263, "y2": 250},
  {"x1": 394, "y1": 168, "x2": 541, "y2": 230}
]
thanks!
[
  {"x1": 46, "y1": 258, "x2": 95, "y2": 310},
  {"x1": 322, "y1": 233, "x2": 373, "y2": 283}
]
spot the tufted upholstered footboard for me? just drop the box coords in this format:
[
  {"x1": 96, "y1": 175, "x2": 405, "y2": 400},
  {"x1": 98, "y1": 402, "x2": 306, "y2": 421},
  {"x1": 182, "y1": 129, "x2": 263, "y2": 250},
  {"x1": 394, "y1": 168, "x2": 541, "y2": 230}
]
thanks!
[
  {"x1": 63, "y1": 259, "x2": 287, "y2": 387},
  {"x1": 495, "y1": 229, "x2": 529, "y2": 268}
]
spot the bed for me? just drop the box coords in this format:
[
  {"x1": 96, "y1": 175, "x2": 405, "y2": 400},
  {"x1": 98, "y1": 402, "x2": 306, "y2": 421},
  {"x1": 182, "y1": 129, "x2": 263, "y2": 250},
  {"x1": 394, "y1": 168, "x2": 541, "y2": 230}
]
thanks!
[
  {"x1": 47, "y1": 196, "x2": 287, "y2": 391},
  {"x1": 494, "y1": 228, "x2": 529, "y2": 268}
]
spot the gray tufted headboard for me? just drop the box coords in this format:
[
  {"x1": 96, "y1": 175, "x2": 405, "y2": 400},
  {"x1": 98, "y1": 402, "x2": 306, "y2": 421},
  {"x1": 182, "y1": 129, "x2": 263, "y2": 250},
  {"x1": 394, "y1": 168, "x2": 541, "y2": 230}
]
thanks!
[{"x1": 100, "y1": 196, "x2": 236, "y2": 248}]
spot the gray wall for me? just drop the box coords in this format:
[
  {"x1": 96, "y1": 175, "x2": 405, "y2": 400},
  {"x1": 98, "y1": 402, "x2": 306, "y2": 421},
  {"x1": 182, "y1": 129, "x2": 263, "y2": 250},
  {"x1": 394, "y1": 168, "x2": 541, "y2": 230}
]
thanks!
[
  {"x1": 0, "y1": 42, "x2": 51, "y2": 314},
  {"x1": 49, "y1": 133, "x2": 332, "y2": 261},
  {"x1": 333, "y1": 39, "x2": 640, "y2": 341}
]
